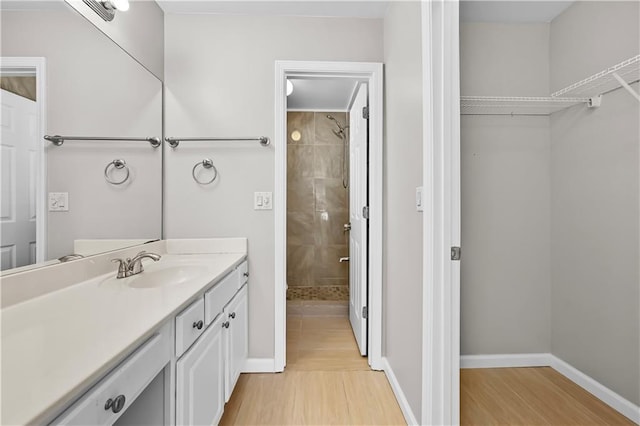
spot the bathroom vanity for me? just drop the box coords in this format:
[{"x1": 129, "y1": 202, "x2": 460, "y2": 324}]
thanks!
[{"x1": 1, "y1": 238, "x2": 248, "y2": 425}]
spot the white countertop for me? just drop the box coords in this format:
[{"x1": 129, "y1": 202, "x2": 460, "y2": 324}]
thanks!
[{"x1": 1, "y1": 252, "x2": 246, "y2": 425}]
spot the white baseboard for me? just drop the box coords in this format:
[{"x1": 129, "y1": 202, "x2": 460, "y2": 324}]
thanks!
[
  {"x1": 460, "y1": 353, "x2": 639, "y2": 424},
  {"x1": 381, "y1": 357, "x2": 419, "y2": 425},
  {"x1": 243, "y1": 358, "x2": 275, "y2": 373},
  {"x1": 549, "y1": 355, "x2": 640, "y2": 424},
  {"x1": 460, "y1": 353, "x2": 552, "y2": 369}
]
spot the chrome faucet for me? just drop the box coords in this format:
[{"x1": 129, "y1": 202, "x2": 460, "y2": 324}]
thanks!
[{"x1": 111, "y1": 251, "x2": 161, "y2": 279}]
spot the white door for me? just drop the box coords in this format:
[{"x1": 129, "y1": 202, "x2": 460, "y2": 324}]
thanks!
[
  {"x1": 176, "y1": 314, "x2": 225, "y2": 426},
  {"x1": 224, "y1": 284, "x2": 248, "y2": 402},
  {"x1": 0, "y1": 88, "x2": 38, "y2": 270},
  {"x1": 348, "y1": 83, "x2": 369, "y2": 356}
]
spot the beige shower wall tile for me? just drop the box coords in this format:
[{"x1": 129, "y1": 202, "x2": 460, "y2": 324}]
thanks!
[
  {"x1": 313, "y1": 145, "x2": 342, "y2": 179},
  {"x1": 287, "y1": 245, "x2": 315, "y2": 286},
  {"x1": 314, "y1": 211, "x2": 349, "y2": 246},
  {"x1": 288, "y1": 211, "x2": 314, "y2": 245},
  {"x1": 315, "y1": 178, "x2": 348, "y2": 212},
  {"x1": 315, "y1": 112, "x2": 346, "y2": 145},
  {"x1": 315, "y1": 278, "x2": 348, "y2": 288},
  {"x1": 314, "y1": 245, "x2": 349, "y2": 280},
  {"x1": 287, "y1": 112, "x2": 314, "y2": 145},
  {"x1": 288, "y1": 145, "x2": 314, "y2": 179},
  {"x1": 287, "y1": 178, "x2": 314, "y2": 213}
]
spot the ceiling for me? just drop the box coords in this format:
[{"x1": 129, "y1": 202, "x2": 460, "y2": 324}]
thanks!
[
  {"x1": 460, "y1": 1, "x2": 574, "y2": 23},
  {"x1": 157, "y1": 0, "x2": 573, "y2": 23},
  {"x1": 287, "y1": 78, "x2": 359, "y2": 111},
  {"x1": 156, "y1": 1, "x2": 390, "y2": 18}
]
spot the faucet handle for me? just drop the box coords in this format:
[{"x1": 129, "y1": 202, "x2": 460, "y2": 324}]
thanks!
[{"x1": 111, "y1": 258, "x2": 128, "y2": 278}]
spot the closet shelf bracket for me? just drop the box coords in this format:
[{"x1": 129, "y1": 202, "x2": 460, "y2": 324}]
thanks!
[{"x1": 612, "y1": 72, "x2": 640, "y2": 102}]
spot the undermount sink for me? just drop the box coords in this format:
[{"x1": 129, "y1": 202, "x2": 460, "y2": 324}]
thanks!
[
  {"x1": 128, "y1": 266, "x2": 209, "y2": 289},
  {"x1": 103, "y1": 265, "x2": 209, "y2": 289}
]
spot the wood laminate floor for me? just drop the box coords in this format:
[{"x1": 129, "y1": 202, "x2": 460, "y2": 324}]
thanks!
[
  {"x1": 221, "y1": 313, "x2": 635, "y2": 425},
  {"x1": 219, "y1": 315, "x2": 406, "y2": 425},
  {"x1": 461, "y1": 367, "x2": 636, "y2": 425}
]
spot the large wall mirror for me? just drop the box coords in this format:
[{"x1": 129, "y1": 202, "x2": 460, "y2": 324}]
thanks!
[{"x1": 0, "y1": 0, "x2": 163, "y2": 273}]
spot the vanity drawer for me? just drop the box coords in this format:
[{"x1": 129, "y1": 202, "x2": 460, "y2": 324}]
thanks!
[
  {"x1": 52, "y1": 324, "x2": 171, "y2": 425},
  {"x1": 204, "y1": 269, "x2": 238, "y2": 325},
  {"x1": 175, "y1": 298, "x2": 205, "y2": 357},
  {"x1": 238, "y1": 260, "x2": 249, "y2": 288}
]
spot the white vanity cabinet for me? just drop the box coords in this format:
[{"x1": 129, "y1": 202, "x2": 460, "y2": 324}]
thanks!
[
  {"x1": 224, "y1": 284, "x2": 248, "y2": 402},
  {"x1": 43, "y1": 258, "x2": 248, "y2": 426},
  {"x1": 176, "y1": 260, "x2": 249, "y2": 424},
  {"x1": 51, "y1": 324, "x2": 171, "y2": 425},
  {"x1": 176, "y1": 313, "x2": 225, "y2": 426}
]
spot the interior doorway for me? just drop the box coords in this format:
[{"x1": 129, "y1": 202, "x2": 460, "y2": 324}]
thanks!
[
  {"x1": 274, "y1": 61, "x2": 384, "y2": 371},
  {"x1": 0, "y1": 57, "x2": 47, "y2": 271}
]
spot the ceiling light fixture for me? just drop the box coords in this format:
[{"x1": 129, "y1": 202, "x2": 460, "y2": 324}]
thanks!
[
  {"x1": 287, "y1": 80, "x2": 294, "y2": 96},
  {"x1": 83, "y1": 0, "x2": 130, "y2": 22}
]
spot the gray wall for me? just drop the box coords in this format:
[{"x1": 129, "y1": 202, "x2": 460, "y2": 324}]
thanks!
[
  {"x1": 164, "y1": 14, "x2": 383, "y2": 359},
  {"x1": 1, "y1": 6, "x2": 162, "y2": 260},
  {"x1": 65, "y1": 0, "x2": 165, "y2": 80},
  {"x1": 383, "y1": 1, "x2": 424, "y2": 419},
  {"x1": 550, "y1": 1, "x2": 640, "y2": 406},
  {"x1": 460, "y1": 23, "x2": 552, "y2": 355}
]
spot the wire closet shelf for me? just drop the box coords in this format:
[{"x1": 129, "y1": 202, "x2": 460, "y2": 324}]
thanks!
[{"x1": 461, "y1": 55, "x2": 640, "y2": 116}]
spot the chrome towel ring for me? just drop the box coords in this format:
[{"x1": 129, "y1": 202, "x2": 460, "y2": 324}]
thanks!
[
  {"x1": 104, "y1": 159, "x2": 130, "y2": 185},
  {"x1": 192, "y1": 158, "x2": 218, "y2": 185}
]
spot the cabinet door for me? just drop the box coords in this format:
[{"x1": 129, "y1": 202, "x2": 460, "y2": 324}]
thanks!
[
  {"x1": 224, "y1": 284, "x2": 248, "y2": 402},
  {"x1": 176, "y1": 315, "x2": 224, "y2": 426}
]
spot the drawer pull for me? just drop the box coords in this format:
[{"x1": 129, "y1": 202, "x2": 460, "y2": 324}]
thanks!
[
  {"x1": 222, "y1": 321, "x2": 230, "y2": 329},
  {"x1": 104, "y1": 394, "x2": 126, "y2": 413},
  {"x1": 192, "y1": 320, "x2": 204, "y2": 330},
  {"x1": 243, "y1": 272, "x2": 249, "y2": 277},
  {"x1": 229, "y1": 312, "x2": 236, "y2": 319}
]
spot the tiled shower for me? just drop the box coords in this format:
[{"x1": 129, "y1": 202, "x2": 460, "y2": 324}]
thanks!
[{"x1": 286, "y1": 111, "x2": 349, "y2": 302}]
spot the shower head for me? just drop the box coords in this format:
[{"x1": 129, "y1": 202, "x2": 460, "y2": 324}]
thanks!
[{"x1": 326, "y1": 114, "x2": 348, "y2": 134}]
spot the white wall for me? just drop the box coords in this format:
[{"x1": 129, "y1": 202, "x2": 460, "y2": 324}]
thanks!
[
  {"x1": 550, "y1": 1, "x2": 640, "y2": 406},
  {"x1": 382, "y1": 1, "x2": 424, "y2": 419},
  {"x1": 65, "y1": 0, "x2": 165, "y2": 80},
  {"x1": 460, "y1": 23, "x2": 552, "y2": 355},
  {"x1": 164, "y1": 14, "x2": 383, "y2": 359},
  {"x1": 1, "y1": 7, "x2": 163, "y2": 259}
]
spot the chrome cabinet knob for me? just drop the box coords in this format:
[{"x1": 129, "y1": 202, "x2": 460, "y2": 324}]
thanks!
[
  {"x1": 229, "y1": 312, "x2": 236, "y2": 319},
  {"x1": 192, "y1": 320, "x2": 204, "y2": 330},
  {"x1": 105, "y1": 394, "x2": 126, "y2": 413},
  {"x1": 343, "y1": 223, "x2": 351, "y2": 232},
  {"x1": 339, "y1": 257, "x2": 350, "y2": 263}
]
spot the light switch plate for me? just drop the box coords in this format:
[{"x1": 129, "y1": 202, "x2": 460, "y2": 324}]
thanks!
[
  {"x1": 254, "y1": 192, "x2": 273, "y2": 210},
  {"x1": 49, "y1": 192, "x2": 69, "y2": 212},
  {"x1": 416, "y1": 186, "x2": 424, "y2": 212}
]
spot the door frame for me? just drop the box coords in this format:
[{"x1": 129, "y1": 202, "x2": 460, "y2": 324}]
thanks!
[
  {"x1": 0, "y1": 57, "x2": 47, "y2": 264},
  {"x1": 420, "y1": 1, "x2": 461, "y2": 424},
  {"x1": 274, "y1": 61, "x2": 384, "y2": 371}
]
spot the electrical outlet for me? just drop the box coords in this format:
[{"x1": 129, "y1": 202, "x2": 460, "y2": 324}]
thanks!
[
  {"x1": 254, "y1": 192, "x2": 273, "y2": 210},
  {"x1": 49, "y1": 192, "x2": 69, "y2": 212}
]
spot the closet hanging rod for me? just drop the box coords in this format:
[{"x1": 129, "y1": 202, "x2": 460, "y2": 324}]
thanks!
[
  {"x1": 44, "y1": 135, "x2": 161, "y2": 148},
  {"x1": 165, "y1": 136, "x2": 270, "y2": 148}
]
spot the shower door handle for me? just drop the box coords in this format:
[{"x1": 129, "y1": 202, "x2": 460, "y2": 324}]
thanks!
[
  {"x1": 339, "y1": 257, "x2": 350, "y2": 263},
  {"x1": 343, "y1": 223, "x2": 351, "y2": 232}
]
